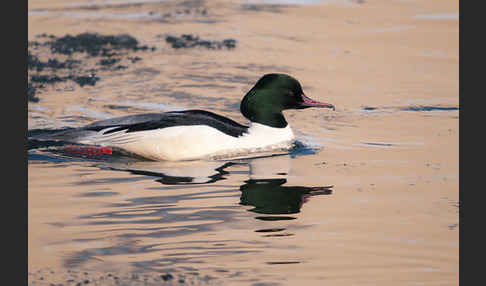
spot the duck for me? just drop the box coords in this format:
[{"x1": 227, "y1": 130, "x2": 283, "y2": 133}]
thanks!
[{"x1": 31, "y1": 73, "x2": 335, "y2": 161}]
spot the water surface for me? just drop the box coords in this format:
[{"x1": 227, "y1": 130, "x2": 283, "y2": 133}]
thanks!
[{"x1": 28, "y1": 0, "x2": 458, "y2": 285}]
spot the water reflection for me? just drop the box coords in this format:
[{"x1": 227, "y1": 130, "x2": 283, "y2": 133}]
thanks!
[
  {"x1": 96, "y1": 154, "x2": 333, "y2": 218},
  {"x1": 240, "y1": 178, "x2": 332, "y2": 216},
  {"x1": 29, "y1": 147, "x2": 334, "y2": 274},
  {"x1": 101, "y1": 160, "x2": 237, "y2": 184}
]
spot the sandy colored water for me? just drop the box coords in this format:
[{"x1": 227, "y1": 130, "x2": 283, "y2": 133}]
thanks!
[{"x1": 28, "y1": 0, "x2": 458, "y2": 285}]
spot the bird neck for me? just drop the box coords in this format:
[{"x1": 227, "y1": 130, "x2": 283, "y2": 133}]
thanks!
[{"x1": 240, "y1": 92, "x2": 288, "y2": 128}]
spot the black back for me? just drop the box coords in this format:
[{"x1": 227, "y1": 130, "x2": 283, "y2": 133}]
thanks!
[{"x1": 86, "y1": 110, "x2": 249, "y2": 138}]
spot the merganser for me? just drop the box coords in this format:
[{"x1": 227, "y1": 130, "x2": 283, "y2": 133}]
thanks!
[{"x1": 31, "y1": 73, "x2": 335, "y2": 161}]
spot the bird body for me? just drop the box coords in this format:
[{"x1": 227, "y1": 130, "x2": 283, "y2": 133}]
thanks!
[
  {"x1": 30, "y1": 74, "x2": 334, "y2": 161},
  {"x1": 77, "y1": 121, "x2": 293, "y2": 161}
]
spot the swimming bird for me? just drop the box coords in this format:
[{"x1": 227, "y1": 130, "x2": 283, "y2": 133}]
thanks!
[{"x1": 31, "y1": 73, "x2": 335, "y2": 161}]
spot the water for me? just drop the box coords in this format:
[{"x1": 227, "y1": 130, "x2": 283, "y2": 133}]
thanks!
[
  {"x1": 28, "y1": 0, "x2": 458, "y2": 285},
  {"x1": 28, "y1": 147, "x2": 335, "y2": 284},
  {"x1": 28, "y1": 129, "x2": 458, "y2": 285},
  {"x1": 414, "y1": 13, "x2": 459, "y2": 20}
]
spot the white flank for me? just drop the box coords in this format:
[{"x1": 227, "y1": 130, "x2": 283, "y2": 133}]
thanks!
[{"x1": 77, "y1": 123, "x2": 295, "y2": 161}]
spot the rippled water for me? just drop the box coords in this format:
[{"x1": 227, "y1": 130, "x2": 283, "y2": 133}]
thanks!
[
  {"x1": 28, "y1": 0, "x2": 458, "y2": 285},
  {"x1": 28, "y1": 132, "x2": 458, "y2": 285},
  {"x1": 28, "y1": 145, "x2": 337, "y2": 284}
]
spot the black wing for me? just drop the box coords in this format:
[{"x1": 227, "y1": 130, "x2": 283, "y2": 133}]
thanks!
[{"x1": 85, "y1": 110, "x2": 249, "y2": 138}]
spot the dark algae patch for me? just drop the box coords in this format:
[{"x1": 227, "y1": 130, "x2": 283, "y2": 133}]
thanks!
[
  {"x1": 28, "y1": 268, "x2": 214, "y2": 286},
  {"x1": 28, "y1": 32, "x2": 237, "y2": 102},
  {"x1": 28, "y1": 52, "x2": 81, "y2": 72},
  {"x1": 165, "y1": 34, "x2": 237, "y2": 49},
  {"x1": 70, "y1": 74, "x2": 101, "y2": 87},
  {"x1": 28, "y1": 33, "x2": 155, "y2": 102},
  {"x1": 128, "y1": 56, "x2": 143, "y2": 63},
  {"x1": 30, "y1": 74, "x2": 99, "y2": 86},
  {"x1": 47, "y1": 33, "x2": 153, "y2": 56},
  {"x1": 31, "y1": 74, "x2": 66, "y2": 84},
  {"x1": 99, "y1": 58, "x2": 121, "y2": 66},
  {"x1": 28, "y1": 82, "x2": 40, "y2": 103}
]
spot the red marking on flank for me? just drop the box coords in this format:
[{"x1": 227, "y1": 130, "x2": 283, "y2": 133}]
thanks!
[{"x1": 64, "y1": 145, "x2": 113, "y2": 156}]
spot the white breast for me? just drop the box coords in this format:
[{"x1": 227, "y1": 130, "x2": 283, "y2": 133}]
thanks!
[{"x1": 81, "y1": 123, "x2": 295, "y2": 161}]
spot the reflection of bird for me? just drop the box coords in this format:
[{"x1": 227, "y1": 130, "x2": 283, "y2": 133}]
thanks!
[
  {"x1": 95, "y1": 160, "x2": 237, "y2": 185},
  {"x1": 29, "y1": 74, "x2": 334, "y2": 161},
  {"x1": 239, "y1": 178, "x2": 333, "y2": 215}
]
